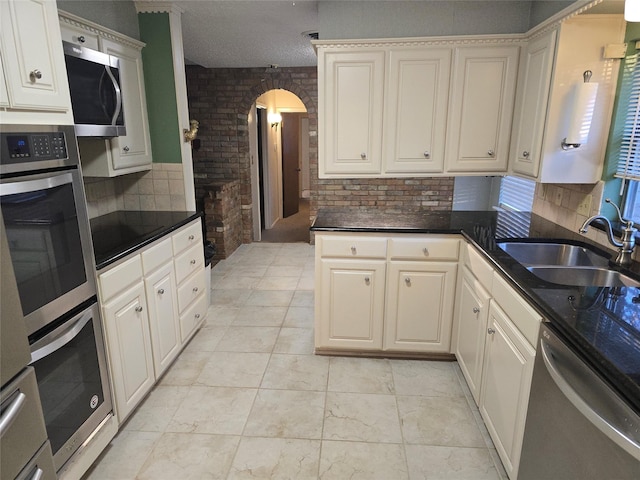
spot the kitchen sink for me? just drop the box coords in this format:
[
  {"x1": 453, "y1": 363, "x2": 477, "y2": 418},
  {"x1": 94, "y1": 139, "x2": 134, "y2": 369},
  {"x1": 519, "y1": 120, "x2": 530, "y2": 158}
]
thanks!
[
  {"x1": 526, "y1": 266, "x2": 640, "y2": 288},
  {"x1": 497, "y1": 241, "x2": 610, "y2": 268}
]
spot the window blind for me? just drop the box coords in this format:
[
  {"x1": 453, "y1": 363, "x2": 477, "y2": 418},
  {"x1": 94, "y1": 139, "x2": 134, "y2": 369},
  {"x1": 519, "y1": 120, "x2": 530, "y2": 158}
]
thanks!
[
  {"x1": 616, "y1": 52, "x2": 640, "y2": 182},
  {"x1": 498, "y1": 176, "x2": 536, "y2": 212}
]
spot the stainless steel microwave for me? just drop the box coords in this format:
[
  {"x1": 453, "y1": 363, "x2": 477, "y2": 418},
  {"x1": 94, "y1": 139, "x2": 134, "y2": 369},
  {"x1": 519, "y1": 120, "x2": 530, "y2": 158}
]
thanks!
[{"x1": 63, "y1": 41, "x2": 126, "y2": 138}]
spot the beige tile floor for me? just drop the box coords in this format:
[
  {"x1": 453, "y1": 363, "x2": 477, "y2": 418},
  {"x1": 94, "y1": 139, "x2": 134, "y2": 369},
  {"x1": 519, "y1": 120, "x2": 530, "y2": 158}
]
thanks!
[{"x1": 85, "y1": 243, "x2": 507, "y2": 480}]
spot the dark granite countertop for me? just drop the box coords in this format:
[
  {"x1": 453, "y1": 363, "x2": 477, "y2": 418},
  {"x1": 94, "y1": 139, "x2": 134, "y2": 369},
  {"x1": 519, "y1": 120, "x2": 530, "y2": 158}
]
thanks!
[
  {"x1": 312, "y1": 209, "x2": 640, "y2": 414},
  {"x1": 90, "y1": 210, "x2": 203, "y2": 270}
]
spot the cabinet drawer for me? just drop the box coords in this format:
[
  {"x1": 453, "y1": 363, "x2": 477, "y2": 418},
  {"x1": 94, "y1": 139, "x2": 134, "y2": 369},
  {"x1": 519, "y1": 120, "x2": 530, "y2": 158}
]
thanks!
[
  {"x1": 172, "y1": 221, "x2": 202, "y2": 255},
  {"x1": 389, "y1": 236, "x2": 459, "y2": 260},
  {"x1": 179, "y1": 292, "x2": 207, "y2": 342},
  {"x1": 141, "y1": 237, "x2": 172, "y2": 274},
  {"x1": 174, "y1": 243, "x2": 204, "y2": 284},
  {"x1": 59, "y1": 22, "x2": 100, "y2": 50},
  {"x1": 465, "y1": 243, "x2": 494, "y2": 291},
  {"x1": 491, "y1": 273, "x2": 542, "y2": 347},
  {"x1": 177, "y1": 268, "x2": 207, "y2": 313},
  {"x1": 320, "y1": 235, "x2": 387, "y2": 259},
  {"x1": 99, "y1": 255, "x2": 143, "y2": 301}
]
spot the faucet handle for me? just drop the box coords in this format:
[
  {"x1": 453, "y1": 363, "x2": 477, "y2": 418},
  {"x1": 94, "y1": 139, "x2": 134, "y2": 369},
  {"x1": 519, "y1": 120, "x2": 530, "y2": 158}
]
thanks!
[{"x1": 605, "y1": 198, "x2": 634, "y2": 229}]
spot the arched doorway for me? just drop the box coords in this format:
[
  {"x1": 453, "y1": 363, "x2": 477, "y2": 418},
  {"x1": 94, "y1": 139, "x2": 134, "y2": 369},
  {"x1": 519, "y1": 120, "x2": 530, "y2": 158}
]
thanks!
[{"x1": 249, "y1": 89, "x2": 309, "y2": 242}]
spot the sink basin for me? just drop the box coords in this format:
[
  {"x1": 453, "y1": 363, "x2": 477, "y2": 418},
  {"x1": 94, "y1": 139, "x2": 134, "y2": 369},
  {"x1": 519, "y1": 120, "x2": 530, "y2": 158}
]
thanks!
[
  {"x1": 527, "y1": 266, "x2": 640, "y2": 288},
  {"x1": 497, "y1": 241, "x2": 609, "y2": 268}
]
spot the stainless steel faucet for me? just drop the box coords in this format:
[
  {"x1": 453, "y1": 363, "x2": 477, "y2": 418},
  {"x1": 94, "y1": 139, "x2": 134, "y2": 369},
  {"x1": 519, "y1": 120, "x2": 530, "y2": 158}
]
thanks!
[{"x1": 579, "y1": 198, "x2": 637, "y2": 267}]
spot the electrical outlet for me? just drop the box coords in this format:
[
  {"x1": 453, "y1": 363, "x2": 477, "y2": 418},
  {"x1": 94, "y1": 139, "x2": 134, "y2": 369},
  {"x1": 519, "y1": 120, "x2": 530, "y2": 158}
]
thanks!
[
  {"x1": 553, "y1": 188, "x2": 563, "y2": 206},
  {"x1": 577, "y1": 195, "x2": 592, "y2": 216}
]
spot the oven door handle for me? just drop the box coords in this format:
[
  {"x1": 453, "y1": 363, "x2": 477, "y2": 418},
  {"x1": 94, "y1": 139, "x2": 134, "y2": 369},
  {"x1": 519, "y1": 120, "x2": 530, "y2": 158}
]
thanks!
[
  {"x1": 30, "y1": 308, "x2": 93, "y2": 363},
  {"x1": 540, "y1": 336, "x2": 640, "y2": 461}
]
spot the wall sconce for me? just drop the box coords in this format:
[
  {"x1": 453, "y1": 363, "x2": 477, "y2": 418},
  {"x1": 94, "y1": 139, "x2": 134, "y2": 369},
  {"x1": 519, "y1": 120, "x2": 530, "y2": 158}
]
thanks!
[
  {"x1": 561, "y1": 71, "x2": 598, "y2": 151},
  {"x1": 626, "y1": 0, "x2": 640, "y2": 22},
  {"x1": 184, "y1": 119, "x2": 199, "y2": 142},
  {"x1": 268, "y1": 112, "x2": 282, "y2": 128}
]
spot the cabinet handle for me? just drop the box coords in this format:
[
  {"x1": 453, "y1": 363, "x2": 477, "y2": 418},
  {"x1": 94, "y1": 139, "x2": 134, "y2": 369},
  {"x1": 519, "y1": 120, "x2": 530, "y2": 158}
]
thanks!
[
  {"x1": 422, "y1": 247, "x2": 429, "y2": 256},
  {"x1": 405, "y1": 277, "x2": 411, "y2": 286},
  {"x1": 193, "y1": 287, "x2": 199, "y2": 293},
  {"x1": 29, "y1": 69, "x2": 42, "y2": 82},
  {"x1": 190, "y1": 259, "x2": 196, "y2": 265},
  {"x1": 78, "y1": 35, "x2": 86, "y2": 43},
  {"x1": 423, "y1": 151, "x2": 430, "y2": 158},
  {"x1": 351, "y1": 246, "x2": 357, "y2": 255},
  {"x1": 364, "y1": 277, "x2": 370, "y2": 285},
  {"x1": 473, "y1": 307, "x2": 480, "y2": 314},
  {"x1": 522, "y1": 150, "x2": 530, "y2": 158},
  {"x1": 487, "y1": 327, "x2": 496, "y2": 335},
  {"x1": 195, "y1": 313, "x2": 201, "y2": 319},
  {"x1": 135, "y1": 306, "x2": 143, "y2": 313},
  {"x1": 158, "y1": 288, "x2": 165, "y2": 295},
  {"x1": 123, "y1": 146, "x2": 130, "y2": 152},
  {"x1": 487, "y1": 149, "x2": 495, "y2": 157},
  {"x1": 0, "y1": 391, "x2": 26, "y2": 435},
  {"x1": 188, "y1": 234, "x2": 195, "y2": 240},
  {"x1": 360, "y1": 153, "x2": 366, "y2": 159}
]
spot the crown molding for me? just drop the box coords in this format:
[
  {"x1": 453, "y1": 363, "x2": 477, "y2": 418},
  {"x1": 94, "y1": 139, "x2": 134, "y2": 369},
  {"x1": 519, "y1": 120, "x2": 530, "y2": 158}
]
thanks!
[
  {"x1": 58, "y1": 10, "x2": 145, "y2": 49},
  {"x1": 135, "y1": 1, "x2": 184, "y2": 15}
]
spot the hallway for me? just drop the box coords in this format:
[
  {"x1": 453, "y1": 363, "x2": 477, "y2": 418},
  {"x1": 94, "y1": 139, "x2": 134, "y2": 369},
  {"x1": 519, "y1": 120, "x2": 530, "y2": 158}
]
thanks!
[{"x1": 260, "y1": 198, "x2": 310, "y2": 243}]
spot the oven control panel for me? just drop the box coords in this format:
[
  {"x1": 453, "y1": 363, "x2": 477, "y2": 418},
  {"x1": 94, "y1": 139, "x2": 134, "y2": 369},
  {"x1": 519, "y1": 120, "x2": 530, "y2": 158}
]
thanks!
[{"x1": 0, "y1": 126, "x2": 78, "y2": 175}]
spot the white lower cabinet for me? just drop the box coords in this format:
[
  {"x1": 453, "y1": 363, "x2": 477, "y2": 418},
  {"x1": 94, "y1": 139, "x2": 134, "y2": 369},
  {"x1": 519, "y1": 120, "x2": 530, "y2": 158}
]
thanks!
[
  {"x1": 479, "y1": 301, "x2": 535, "y2": 480},
  {"x1": 315, "y1": 233, "x2": 459, "y2": 354},
  {"x1": 454, "y1": 265, "x2": 491, "y2": 403},
  {"x1": 98, "y1": 218, "x2": 205, "y2": 424},
  {"x1": 102, "y1": 279, "x2": 155, "y2": 422},
  {"x1": 385, "y1": 261, "x2": 457, "y2": 352}
]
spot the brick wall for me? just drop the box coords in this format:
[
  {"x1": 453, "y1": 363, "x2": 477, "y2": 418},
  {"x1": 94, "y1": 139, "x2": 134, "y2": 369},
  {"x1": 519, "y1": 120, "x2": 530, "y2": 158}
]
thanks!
[
  {"x1": 185, "y1": 66, "x2": 455, "y2": 243},
  {"x1": 202, "y1": 180, "x2": 242, "y2": 261}
]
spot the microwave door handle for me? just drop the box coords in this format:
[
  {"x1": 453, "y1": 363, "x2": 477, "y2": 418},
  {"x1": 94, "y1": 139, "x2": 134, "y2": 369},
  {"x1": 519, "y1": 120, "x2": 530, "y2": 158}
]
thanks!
[
  {"x1": 30, "y1": 308, "x2": 93, "y2": 363},
  {"x1": 104, "y1": 65, "x2": 122, "y2": 127}
]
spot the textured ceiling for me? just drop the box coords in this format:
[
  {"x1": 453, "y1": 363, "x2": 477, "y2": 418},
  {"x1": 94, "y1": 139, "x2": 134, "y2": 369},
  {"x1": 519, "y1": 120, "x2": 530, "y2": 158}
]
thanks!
[{"x1": 175, "y1": 0, "x2": 319, "y2": 68}]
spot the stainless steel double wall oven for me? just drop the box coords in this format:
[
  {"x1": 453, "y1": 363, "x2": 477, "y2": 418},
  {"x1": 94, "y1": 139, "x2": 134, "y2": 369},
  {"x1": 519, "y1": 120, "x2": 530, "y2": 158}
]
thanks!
[{"x1": 0, "y1": 124, "x2": 112, "y2": 472}]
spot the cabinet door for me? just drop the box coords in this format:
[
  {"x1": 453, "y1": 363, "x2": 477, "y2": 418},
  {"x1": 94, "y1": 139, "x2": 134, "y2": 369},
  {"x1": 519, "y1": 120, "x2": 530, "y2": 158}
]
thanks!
[
  {"x1": 100, "y1": 38, "x2": 152, "y2": 171},
  {"x1": 102, "y1": 281, "x2": 155, "y2": 423},
  {"x1": 480, "y1": 302, "x2": 535, "y2": 479},
  {"x1": 455, "y1": 266, "x2": 490, "y2": 404},
  {"x1": 0, "y1": 0, "x2": 72, "y2": 114},
  {"x1": 319, "y1": 50, "x2": 385, "y2": 176},
  {"x1": 0, "y1": 55, "x2": 9, "y2": 108},
  {"x1": 384, "y1": 261, "x2": 457, "y2": 352},
  {"x1": 510, "y1": 30, "x2": 557, "y2": 178},
  {"x1": 384, "y1": 48, "x2": 451, "y2": 173},
  {"x1": 144, "y1": 262, "x2": 181, "y2": 378},
  {"x1": 316, "y1": 258, "x2": 386, "y2": 350},
  {"x1": 446, "y1": 45, "x2": 519, "y2": 172}
]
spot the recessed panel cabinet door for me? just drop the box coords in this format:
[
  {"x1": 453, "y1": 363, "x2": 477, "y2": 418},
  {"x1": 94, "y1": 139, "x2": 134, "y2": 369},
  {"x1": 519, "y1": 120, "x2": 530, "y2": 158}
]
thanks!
[
  {"x1": 316, "y1": 259, "x2": 386, "y2": 350},
  {"x1": 510, "y1": 29, "x2": 557, "y2": 178},
  {"x1": 446, "y1": 45, "x2": 519, "y2": 172},
  {"x1": 384, "y1": 261, "x2": 457, "y2": 352},
  {"x1": 384, "y1": 48, "x2": 451, "y2": 173},
  {"x1": 0, "y1": 0, "x2": 71, "y2": 113},
  {"x1": 320, "y1": 50, "x2": 385, "y2": 176}
]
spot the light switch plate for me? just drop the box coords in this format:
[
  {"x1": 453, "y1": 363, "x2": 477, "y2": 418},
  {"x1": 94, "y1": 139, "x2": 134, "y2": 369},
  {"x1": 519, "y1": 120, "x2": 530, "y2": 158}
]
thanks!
[
  {"x1": 604, "y1": 43, "x2": 627, "y2": 59},
  {"x1": 577, "y1": 195, "x2": 592, "y2": 216}
]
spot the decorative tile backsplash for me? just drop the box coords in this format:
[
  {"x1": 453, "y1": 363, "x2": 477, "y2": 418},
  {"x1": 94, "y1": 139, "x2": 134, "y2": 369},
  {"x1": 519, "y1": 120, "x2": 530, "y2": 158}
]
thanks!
[{"x1": 83, "y1": 163, "x2": 186, "y2": 219}]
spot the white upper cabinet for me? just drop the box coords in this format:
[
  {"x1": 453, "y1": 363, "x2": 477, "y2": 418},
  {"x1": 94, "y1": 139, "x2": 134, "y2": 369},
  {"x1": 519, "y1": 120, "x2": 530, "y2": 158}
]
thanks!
[
  {"x1": 0, "y1": 0, "x2": 73, "y2": 124},
  {"x1": 319, "y1": 49, "x2": 385, "y2": 176},
  {"x1": 510, "y1": 15, "x2": 625, "y2": 183},
  {"x1": 510, "y1": 29, "x2": 557, "y2": 178},
  {"x1": 445, "y1": 45, "x2": 519, "y2": 173},
  {"x1": 384, "y1": 48, "x2": 451, "y2": 174}
]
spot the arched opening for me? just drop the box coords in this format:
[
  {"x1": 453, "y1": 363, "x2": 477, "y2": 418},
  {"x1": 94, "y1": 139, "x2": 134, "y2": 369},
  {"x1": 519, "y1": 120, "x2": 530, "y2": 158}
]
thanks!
[{"x1": 248, "y1": 89, "x2": 310, "y2": 243}]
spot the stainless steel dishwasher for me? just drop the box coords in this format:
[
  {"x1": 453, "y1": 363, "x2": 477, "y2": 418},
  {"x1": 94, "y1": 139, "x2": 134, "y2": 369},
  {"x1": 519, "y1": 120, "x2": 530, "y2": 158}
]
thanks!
[{"x1": 518, "y1": 323, "x2": 640, "y2": 479}]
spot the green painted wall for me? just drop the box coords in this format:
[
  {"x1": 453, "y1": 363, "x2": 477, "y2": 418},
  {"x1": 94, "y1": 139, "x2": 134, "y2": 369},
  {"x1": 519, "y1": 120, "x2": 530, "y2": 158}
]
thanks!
[
  {"x1": 138, "y1": 13, "x2": 182, "y2": 164},
  {"x1": 601, "y1": 22, "x2": 640, "y2": 218}
]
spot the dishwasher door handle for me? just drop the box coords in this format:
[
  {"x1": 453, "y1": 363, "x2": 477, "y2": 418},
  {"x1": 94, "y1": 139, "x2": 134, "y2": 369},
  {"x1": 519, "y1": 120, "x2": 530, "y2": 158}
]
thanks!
[{"x1": 540, "y1": 337, "x2": 640, "y2": 461}]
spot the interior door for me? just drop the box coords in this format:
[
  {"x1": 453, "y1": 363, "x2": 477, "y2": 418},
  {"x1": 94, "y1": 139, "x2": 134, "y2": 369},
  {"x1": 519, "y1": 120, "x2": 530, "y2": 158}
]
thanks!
[{"x1": 281, "y1": 113, "x2": 301, "y2": 218}]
